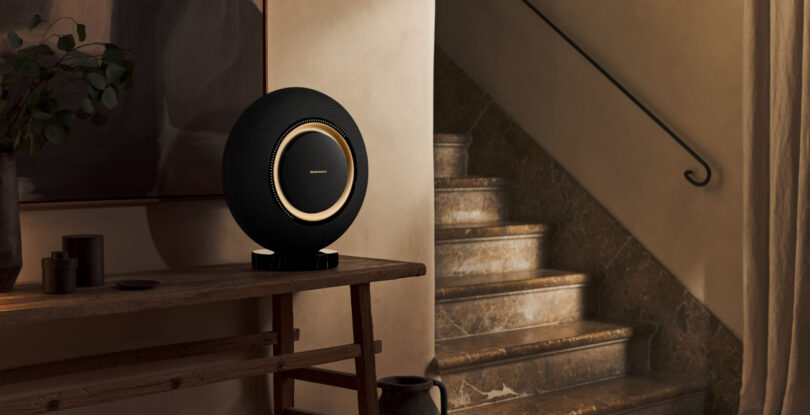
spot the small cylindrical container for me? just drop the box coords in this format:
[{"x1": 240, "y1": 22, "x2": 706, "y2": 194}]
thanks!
[
  {"x1": 62, "y1": 234, "x2": 104, "y2": 287},
  {"x1": 42, "y1": 251, "x2": 77, "y2": 294}
]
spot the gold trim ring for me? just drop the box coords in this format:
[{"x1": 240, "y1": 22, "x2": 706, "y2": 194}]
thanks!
[{"x1": 272, "y1": 122, "x2": 355, "y2": 222}]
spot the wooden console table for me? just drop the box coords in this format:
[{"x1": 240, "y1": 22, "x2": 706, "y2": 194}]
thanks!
[{"x1": 0, "y1": 256, "x2": 426, "y2": 415}]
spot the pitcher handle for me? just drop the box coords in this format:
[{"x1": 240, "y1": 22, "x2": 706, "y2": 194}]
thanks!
[{"x1": 432, "y1": 379, "x2": 448, "y2": 415}]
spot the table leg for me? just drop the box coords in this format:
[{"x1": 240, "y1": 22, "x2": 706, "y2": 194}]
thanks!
[
  {"x1": 273, "y1": 293, "x2": 295, "y2": 414},
  {"x1": 351, "y1": 283, "x2": 380, "y2": 415}
]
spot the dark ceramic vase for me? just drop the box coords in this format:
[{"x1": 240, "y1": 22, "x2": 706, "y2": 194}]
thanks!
[
  {"x1": 378, "y1": 376, "x2": 447, "y2": 415},
  {"x1": 0, "y1": 152, "x2": 22, "y2": 292}
]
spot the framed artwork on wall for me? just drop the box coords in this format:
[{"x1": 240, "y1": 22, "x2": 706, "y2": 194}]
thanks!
[{"x1": 0, "y1": 0, "x2": 264, "y2": 204}]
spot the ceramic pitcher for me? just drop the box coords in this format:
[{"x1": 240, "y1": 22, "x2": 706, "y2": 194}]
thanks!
[{"x1": 378, "y1": 376, "x2": 447, "y2": 415}]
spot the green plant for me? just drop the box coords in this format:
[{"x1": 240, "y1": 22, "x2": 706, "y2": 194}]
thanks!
[{"x1": 0, "y1": 14, "x2": 134, "y2": 154}]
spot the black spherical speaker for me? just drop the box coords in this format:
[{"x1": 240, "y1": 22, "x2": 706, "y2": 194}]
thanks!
[{"x1": 222, "y1": 87, "x2": 368, "y2": 270}]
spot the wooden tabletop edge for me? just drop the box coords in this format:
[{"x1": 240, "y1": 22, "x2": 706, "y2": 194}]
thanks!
[{"x1": 0, "y1": 256, "x2": 429, "y2": 327}]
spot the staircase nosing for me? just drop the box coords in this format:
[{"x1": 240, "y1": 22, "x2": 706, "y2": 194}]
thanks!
[
  {"x1": 435, "y1": 177, "x2": 509, "y2": 190},
  {"x1": 435, "y1": 333, "x2": 631, "y2": 373},
  {"x1": 435, "y1": 222, "x2": 553, "y2": 241},
  {"x1": 437, "y1": 338, "x2": 630, "y2": 374},
  {"x1": 434, "y1": 322, "x2": 655, "y2": 372},
  {"x1": 435, "y1": 186, "x2": 507, "y2": 192},
  {"x1": 436, "y1": 283, "x2": 588, "y2": 303},
  {"x1": 435, "y1": 233, "x2": 548, "y2": 244},
  {"x1": 436, "y1": 271, "x2": 590, "y2": 300},
  {"x1": 434, "y1": 133, "x2": 472, "y2": 145},
  {"x1": 451, "y1": 374, "x2": 707, "y2": 415}
]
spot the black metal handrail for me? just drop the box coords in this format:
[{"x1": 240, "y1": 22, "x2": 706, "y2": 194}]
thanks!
[{"x1": 522, "y1": 0, "x2": 712, "y2": 187}]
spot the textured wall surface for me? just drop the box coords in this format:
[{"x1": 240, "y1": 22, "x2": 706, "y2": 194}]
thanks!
[{"x1": 435, "y1": 49, "x2": 741, "y2": 415}]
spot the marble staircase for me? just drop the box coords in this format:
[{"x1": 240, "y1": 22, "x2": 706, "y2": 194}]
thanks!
[{"x1": 431, "y1": 133, "x2": 707, "y2": 414}]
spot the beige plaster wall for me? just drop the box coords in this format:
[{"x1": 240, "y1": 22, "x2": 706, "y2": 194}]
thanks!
[
  {"x1": 0, "y1": 1, "x2": 435, "y2": 413},
  {"x1": 436, "y1": 0, "x2": 743, "y2": 336}
]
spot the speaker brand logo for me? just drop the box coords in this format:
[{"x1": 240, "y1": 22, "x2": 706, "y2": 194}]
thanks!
[{"x1": 309, "y1": 170, "x2": 328, "y2": 174}]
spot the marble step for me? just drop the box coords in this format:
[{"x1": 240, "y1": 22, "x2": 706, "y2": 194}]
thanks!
[
  {"x1": 435, "y1": 177, "x2": 509, "y2": 225},
  {"x1": 433, "y1": 320, "x2": 655, "y2": 411},
  {"x1": 435, "y1": 133, "x2": 471, "y2": 178},
  {"x1": 435, "y1": 222, "x2": 553, "y2": 277},
  {"x1": 454, "y1": 372, "x2": 707, "y2": 414},
  {"x1": 436, "y1": 269, "x2": 592, "y2": 339}
]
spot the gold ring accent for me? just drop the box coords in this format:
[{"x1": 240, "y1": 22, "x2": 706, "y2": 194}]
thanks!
[{"x1": 272, "y1": 122, "x2": 355, "y2": 222}]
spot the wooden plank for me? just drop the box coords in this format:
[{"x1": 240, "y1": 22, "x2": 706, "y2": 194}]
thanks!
[
  {"x1": 0, "y1": 329, "x2": 298, "y2": 386},
  {"x1": 18, "y1": 195, "x2": 224, "y2": 211},
  {"x1": 286, "y1": 340, "x2": 382, "y2": 390},
  {"x1": 273, "y1": 294, "x2": 295, "y2": 413},
  {"x1": 0, "y1": 257, "x2": 426, "y2": 327},
  {"x1": 0, "y1": 343, "x2": 363, "y2": 414},
  {"x1": 288, "y1": 368, "x2": 358, "y2": 390},
  {"x1": 351, "y1": 283, "x2": 380, "y2": 415}
]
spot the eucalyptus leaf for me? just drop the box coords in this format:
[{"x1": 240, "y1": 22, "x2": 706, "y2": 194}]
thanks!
[
  {"x1": 76, "y1": 23, "x2": 86, "y2": 41},
  {"x1": 80, "y1": 97, "x2": 94, "y2": 114},
  {"x1": 20, "y1": 59, "x2": 39, "y2": 77},
  {"x1": 29, "y1": 14, "x2": 42, "y2": 30},
  {"x1": 31, "y1": 111, "x2": 52, "y2": 120},
  {"x1": 3, "y1": 15, "x2": 135, "y2": 154},
  {"x1": 88, "y1": 86, "x2": 102, "y2": 101},
  {"x1": 69, "y1": 49, "x2": 92, "y2": 60},
  {"x1": 54, "y1": 64, "x2": 80, "y2": 73},
  {"x1": 18, "y1": 44, "x2": 54, "y2": 56},
  {"x1": 57, "y1": 34, "x2": 75, "y2": 51},
  {"x1": 44, "y1": 123, "x2": 65, "y2": 143},
  {"x1": 101, "y1": 87, "x2": 117, "y2": 109},
  {"x1": 84, "y1": 71, "x2": 107, "y2": 90},
  {"x1": 32, "y1": 82, "x2": 47, "y2": 96},
  {"x1": 28, "y1": 83, "x2": 46, "y2": 107},
  {"x1": 69, "y1": 49, "x2": 95, "y2": 67},
  {"x1": 73, "y1": 59, "x2": 97, "y2": 69},
  {"x1": 91, "y1": 112, "x2": 106, "y2": 126},
  {"x1": 102, "y1": 47, "x2": 124, "y2": 66},
  {"x1": 7, "y1": 32, "x2": 22, "y2": 49},
  {"x1": 105, "y1": 63, "x2": 126, "y2": 84}
]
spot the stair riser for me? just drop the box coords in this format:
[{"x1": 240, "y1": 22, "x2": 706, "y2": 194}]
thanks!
[
  {"x1": 435, "y1": 188, "x2": 508, "y2": 225},
  {"x1": 608, "y1": 392, "x2": 705, "y2": 415},
  {"x1": 441, "y1": 338, "x2": 650, "y2": 411},
  {"x1": 436, "y1": 286, "x2": 589, "y2": 340},
  {"x1": 435, "y1": 236, "x2": 549, "y2": 276},
  {"x1": 435, "y1": 144, "x2": 468, "y2": 177}
]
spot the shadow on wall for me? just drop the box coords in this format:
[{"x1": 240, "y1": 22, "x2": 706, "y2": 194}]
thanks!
[{"x1": 145, "y1": 199, "x2": 257, "y2": 269}]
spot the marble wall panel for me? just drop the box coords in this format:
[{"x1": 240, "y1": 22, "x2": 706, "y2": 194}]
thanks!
[{"x1": 435, "y1": 48, "x2": 742, "y2": 415}]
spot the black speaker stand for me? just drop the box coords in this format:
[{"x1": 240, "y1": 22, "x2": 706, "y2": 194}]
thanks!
[{"x1": 251, "y1": 249, "x2": 339, "y2": 271}]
